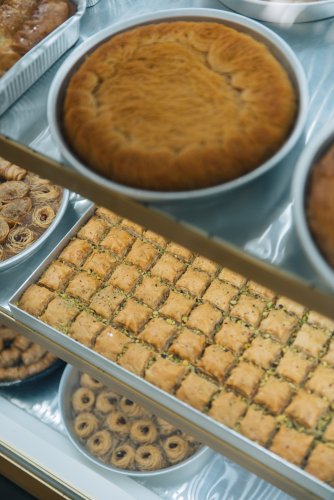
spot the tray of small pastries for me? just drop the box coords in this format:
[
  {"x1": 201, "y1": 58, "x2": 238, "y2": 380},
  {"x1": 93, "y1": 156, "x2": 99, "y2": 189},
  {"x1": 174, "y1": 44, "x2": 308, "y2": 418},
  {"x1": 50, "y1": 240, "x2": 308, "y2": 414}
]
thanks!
[
  {"x1": 0, "y1": 156, "x2": 68, "y2": 270},
  {"x1": 59, "y1": 365, "x2": 211, "y2": 477},
  {"x1": 0, "y1": 324, "x2": 63, "y2": 386},
  {"x1": 0, "y1": 0, "x2": 86, "y2": 115},
  {"x1": 7, "y1": 203, "x2": 334, "y2": 496}
]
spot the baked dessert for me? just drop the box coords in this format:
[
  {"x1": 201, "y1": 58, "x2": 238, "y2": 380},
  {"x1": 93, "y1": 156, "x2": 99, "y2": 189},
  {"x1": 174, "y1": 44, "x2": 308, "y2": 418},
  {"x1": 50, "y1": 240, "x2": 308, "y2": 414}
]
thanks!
[
  {"x1": 18, "y1": 206, "x2": 334, "y2": 486},
  {"x1": 0, "y1": 324, "x2": 58, "y2": 382},
  {"x1": 0, "y1": 159, "x2": 63, "y2": 263},
  {"x1": 307, "y1": 142, "x2": 334, "y2": 269},
  {"x1": 69, "y1": 371, "x2": 201, "y2": 471},
  {"x1": 0, "y1": 0, "x2": 73, "y2": 77},
  {"x1": 63, "y1": 21, "x2": 297, "y2": 191}
]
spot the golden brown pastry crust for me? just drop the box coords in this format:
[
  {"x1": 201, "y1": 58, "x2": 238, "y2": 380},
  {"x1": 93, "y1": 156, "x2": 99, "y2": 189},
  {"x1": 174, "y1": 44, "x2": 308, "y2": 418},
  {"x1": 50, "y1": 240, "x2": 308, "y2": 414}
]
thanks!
[
  {"x1": 307, "y1": 143, "x2": 334, "y2": 269},
  {"x1": 63, "y1": 21, "x2": 297, "y2": 191}
]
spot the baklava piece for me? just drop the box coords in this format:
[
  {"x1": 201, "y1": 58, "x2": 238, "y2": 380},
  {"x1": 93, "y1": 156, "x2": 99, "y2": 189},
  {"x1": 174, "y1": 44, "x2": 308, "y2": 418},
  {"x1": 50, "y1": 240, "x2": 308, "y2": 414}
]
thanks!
[
  {"x1": 324, "y1": 417, "x2": 334, "y2": 441},
  {"x1": 226, "y1": 361, "x2": 263, "y2": 399},
  {"x1": 95, "y1": 206, "x2": 120, "y2": 225},
  {"x1": 198, "y1": 345, "x2": 234, "y2": 382},
  {"x1": 192, "y1": 256, "x2": 219, "y2": 276},
  {"x1": 247, "y1": 281, "x2": 276, "y2": 302},
  {"x1": 100, "y1": 226, "x2": 135, "y2": 257},
  {"x1": 176, "y1": 268, "x2": 210, "y2": 297},
  {"x1": 159, "y1": 291, "x2": 194, "y2": 323},
  {"x1": 187, "y1": 302, "x2": 222, "y2": 337},
  {"x1": 139, "y1": 318, "x2": 176, "y2": 352},
  {"x1": 40, "y1": 297, "x2": 79, "y2": 331},
  {"x1": 323, "y1": 339, "x2": 334, "y2": 366},
  {"x1": 19, "y1": 284, "x2": 54, "y2": 316},
  {"x1": 305, "y1": 366, "x2": 334, "y2": 402},
  {"x1": 292, "y1": 323, "x2": 329, "y2": 358},
  {"x1": 69, "y1": 311, "x2": 104, "y2": 347},
  {"x1": 230, "y1": 294, "x2": 266, "y2": 327},
  {"x1": 82, "y1": 250, "x2": 117, "y2": 279},
  {"x1": 59, "y1": 238, "x2": 92, "y2": 267},
  {"x1": 108, "y1": 263, "x2": 140, "y2": 293},
  {"x1": 270, "y1": 427, "x2": 313, "y2": 466},
  {"x1": 307, "y1": 311, "x2": 334, "y2": 332},
  {"x1": 208, "y1": 391, "x2": 247, "y2": 428},
  {"x1": 150, "y1": 253, "x2": 186, "y2": 284},
  {"x1": 285, "y1": 390, "x2": 328, "y2": 429},
  {"x1": 133, "y1": 276, "x2": 168, "y2": 309},
  {"x1": 89, "y1": 286, "x2": 125, "y2": 320},
  {"x1": 243, "y1": 336, "x2": 282, "y2": 369},
  {"x1": 215, "y1": 318, "x2": 253, "y2": 355},
  {"x1": 259, "y1": 309, "x2": 298, "y2": 344},
  {"x1": 202, "y1": 279, "x2": 238, "y2": 312},
  {"x1": 277, "y1": 350, "x2": 314, "y2": 385},
  {"x1": 121, "y1": 218, "x2": 144, "y2": 236},
  {"x1": 276, "y1": 296, "x2": 306, "y2": 318},
  {"x1": 305, "y1": 444, "x2": 334, "y2": 485},
  {"x1": 117, "y1": 343, "x2": 154, "y2": 376},
  {"x1": 114, "y1": 299, "x2": 152, "y2": 334},
  {"x1": 145, "y1": 358, "x2": 187, "y2": 393},
  {"x1": 77, "y1": 216, "x2": 109, "y2": 244},
  {"x1": 126, "y1": 239, "x2": 158, "y2": 270},
  {"x1": 240, "y1": 407, "x2": 276, "y2": 446},
  {"x1": 39, "y1": 260, "x2": 74, "y2": 291},
  {"x1": 166, "y1": 242, "x2": 193, "y2": 262},
  {"x1": 169, "y1": 328, "x2": 206, "y2": 364},
  {"x1": 143, "y1": 230, "x2": 167, "y2": 249},
  {"x1": 254, "y1": 377, "x2": 293, "y2": 415},
  {"x1": 66, "y1": 271, "x2": 101, "y2": 303},
  {"x1": 219, "y1": 268, "x2": 247, "y2": 288},
  {"x1": 94, "y1": 326, "x2": 132, "y2": 361},
  {"x1": 176, "y1": 372, "x2": 218, "y2": 411}
]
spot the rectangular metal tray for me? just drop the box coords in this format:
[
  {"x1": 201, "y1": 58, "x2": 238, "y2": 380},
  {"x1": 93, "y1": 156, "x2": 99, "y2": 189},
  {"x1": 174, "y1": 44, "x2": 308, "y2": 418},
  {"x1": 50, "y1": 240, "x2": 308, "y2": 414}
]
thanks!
[
  {"x1": 0, "y1": 0, "x2": 86, "y2": 116},
  {"x1": 7, "y1": 204, "x2": 333, "y2": 500}
]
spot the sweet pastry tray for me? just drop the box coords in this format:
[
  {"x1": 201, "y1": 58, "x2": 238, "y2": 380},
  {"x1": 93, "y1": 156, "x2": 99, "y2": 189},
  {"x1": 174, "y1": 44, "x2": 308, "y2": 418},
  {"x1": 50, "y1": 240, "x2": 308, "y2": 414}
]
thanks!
[
  {"x1": 6, "y1": 204, "x2": 333, "y2": 499},
  {"x1": 0, "y1": 0, "x2": 86, "y2": 116}
]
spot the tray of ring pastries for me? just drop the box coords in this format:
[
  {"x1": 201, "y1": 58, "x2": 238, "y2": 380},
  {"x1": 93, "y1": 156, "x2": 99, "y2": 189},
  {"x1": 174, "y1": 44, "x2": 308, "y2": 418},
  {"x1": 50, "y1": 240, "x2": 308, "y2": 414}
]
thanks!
[{"x1": 8, "y1": 204, "x2": 334, "y2": 494}]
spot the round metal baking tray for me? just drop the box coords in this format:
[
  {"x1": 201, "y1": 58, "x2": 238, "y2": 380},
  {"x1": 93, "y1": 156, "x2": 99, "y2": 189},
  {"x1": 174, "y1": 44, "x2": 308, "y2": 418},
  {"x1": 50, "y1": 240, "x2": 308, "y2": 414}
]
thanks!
[
  {"x1": 47, "y1": 8, "x2": 308, "y2": 203},
  {"x1": 0, "y1": 359, "x2": 65, "y2": 388},
  {"x1": 218, "y1": 0, "x2": 334, "y2": 24},
  {"x1": 292, "y1": 123, "x2": 334, "y2": 291},
  {"x1": 59, "y1": 365, "x2": 213, "y2": 480},
  {"x1": 0, "y1": 187, "x2": 69, "y2": 271}
]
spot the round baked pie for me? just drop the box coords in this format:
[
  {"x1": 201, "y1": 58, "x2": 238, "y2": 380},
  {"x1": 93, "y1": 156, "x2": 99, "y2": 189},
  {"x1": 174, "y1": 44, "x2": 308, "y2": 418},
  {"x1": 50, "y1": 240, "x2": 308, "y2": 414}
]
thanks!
[
  {"x1": 306, "y1": 142, "x2": 334, "y2": 269},
  {"x1": 63, "y1": 21, "x2": 297, "y2": 191}
]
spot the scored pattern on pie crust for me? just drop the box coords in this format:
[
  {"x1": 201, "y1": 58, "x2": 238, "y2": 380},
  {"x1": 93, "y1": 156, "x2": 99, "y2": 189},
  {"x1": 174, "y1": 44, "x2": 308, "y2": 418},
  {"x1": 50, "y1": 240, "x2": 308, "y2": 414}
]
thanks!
[{"x1": 18, "y1": 207, "x2": 334, "y2": 486}]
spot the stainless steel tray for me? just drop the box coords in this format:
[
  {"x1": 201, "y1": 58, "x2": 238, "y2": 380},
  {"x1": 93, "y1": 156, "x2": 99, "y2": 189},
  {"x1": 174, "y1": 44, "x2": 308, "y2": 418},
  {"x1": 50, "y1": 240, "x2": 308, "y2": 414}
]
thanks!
[{"x1": 6, "y1": 205, "x2": 333, "y2": 499}]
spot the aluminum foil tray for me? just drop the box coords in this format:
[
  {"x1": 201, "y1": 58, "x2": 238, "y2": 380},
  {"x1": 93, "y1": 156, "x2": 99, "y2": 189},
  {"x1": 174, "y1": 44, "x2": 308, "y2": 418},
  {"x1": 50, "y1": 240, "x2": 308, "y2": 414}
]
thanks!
[
  {"x1": 0, "y1": 0, "x2": 86, "y2": 116},
  {"x1": 7, "y1": 205, "x2": 333, "y2": 499}
]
